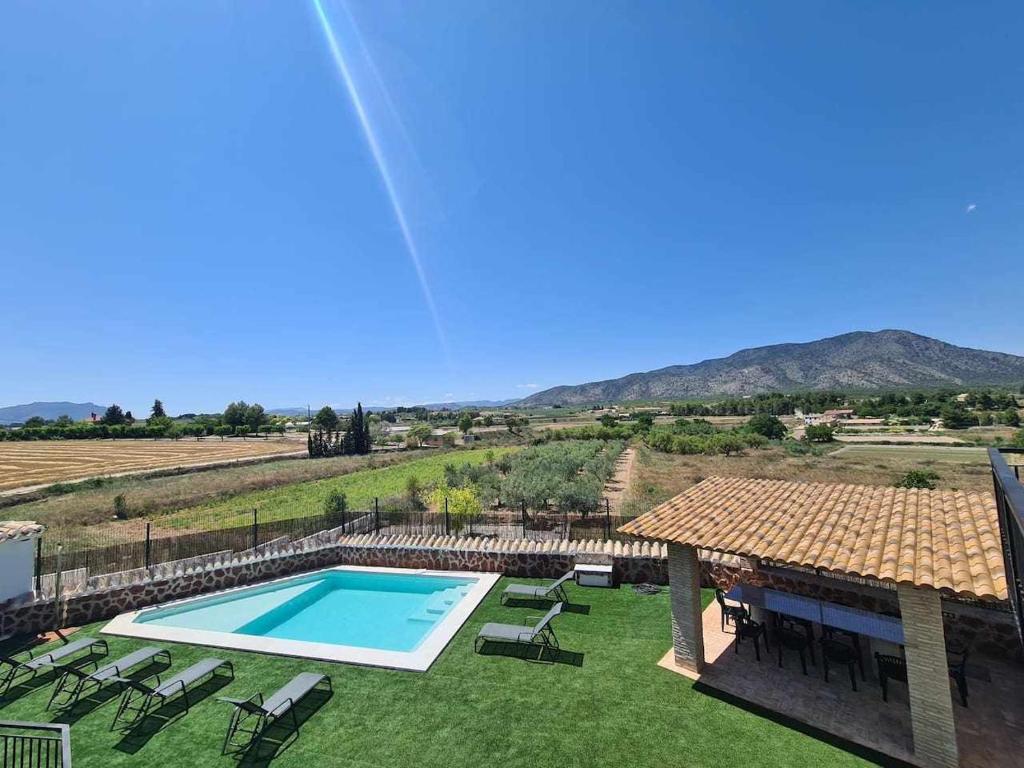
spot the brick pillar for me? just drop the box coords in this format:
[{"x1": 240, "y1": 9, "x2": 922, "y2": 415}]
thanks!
[
  {"x1": 897, "y1": 585, "x2": 958, "y2": 768},
  {"x1": 668, "y1": 543, "x2": 705, "y2": 673}
]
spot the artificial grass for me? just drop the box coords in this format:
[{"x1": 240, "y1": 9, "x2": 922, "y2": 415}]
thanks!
[{"x1": 0, "y1": 583, "x2": 873, "y2": 768}]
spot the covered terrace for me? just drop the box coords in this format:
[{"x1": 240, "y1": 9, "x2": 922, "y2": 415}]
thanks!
[{"x1": 621, "y1": 476, "x2": 1019, "y2": 768}]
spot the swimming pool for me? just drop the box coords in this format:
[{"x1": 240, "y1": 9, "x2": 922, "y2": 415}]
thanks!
[{"x1": 102, "y1": 566, "x2": 500, "y2": 671}]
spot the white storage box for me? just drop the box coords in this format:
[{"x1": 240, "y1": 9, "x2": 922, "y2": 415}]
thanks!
[{"x1": 574, "y1": 563, "x2": 613, "y2": 588}]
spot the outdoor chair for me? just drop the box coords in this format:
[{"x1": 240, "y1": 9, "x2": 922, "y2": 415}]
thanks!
[
  {"x1": 947, "y1": 643, "x2": 970, "y2": 708},
  {"x1": 220, "y1": 672, "x2": 332, "y2": 755},
  {"x1": 501, "y1": 572, "x2": 574, "y2": 605},
  {"x1": 715, "y1": 588, "x2": 747, "y2": 633},
  {"x1": 821, "y1": 638, "x2": 858, "y2": 692},
  {"x1": 110, "y1": 657, "x2": 234, "y2": 730},
  {"x1": 48, "y1": 645, "x2": 171, "y2": 710},
  {"x1": 475, "y1": 602, "x2": 563, "y2": 657},
  {"x1": 734, "y1": 615, "x2": 768, "y2": 661},
  {"x1": 823, "y1": 626, "x2": 865, "y2": 681},
  {"x1": 874, "y1": 653, "x2": 907, "y2": 703},
  {"x1": 775, "y1": 625, "x2": 810, "y2": 675},
  {"x1": 875, "y1": 646, "x2": 969, "y2": 707},
  {"x1": 0, "y1": 636, "x2": 108, "y2": 696}
]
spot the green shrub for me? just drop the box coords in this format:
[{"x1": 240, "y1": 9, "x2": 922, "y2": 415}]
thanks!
[
  {"x1": 113, "y1": 493, "x2": 130, "y2": 520},
  {"x1": 746, "y1": 414, "x2": 787, "y2": 440},
  {"x1": 804, "y1": 425, "x2": 835, "y2": 443},
  {"x1": 895, "y1": 470, "x2": 940, "y2": 489},
  {"x1": 324, "y1": 489, "x2": 348, "y2": 515}
]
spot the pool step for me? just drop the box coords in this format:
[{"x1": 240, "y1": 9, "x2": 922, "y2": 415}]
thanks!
[{"x1": 408, "y1": 587, "x2": 471, "y2": 624}]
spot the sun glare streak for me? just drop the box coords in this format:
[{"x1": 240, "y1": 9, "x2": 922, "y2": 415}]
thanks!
[{"x1": 311, "y1": 0, "x2": 450, "y2": 364}]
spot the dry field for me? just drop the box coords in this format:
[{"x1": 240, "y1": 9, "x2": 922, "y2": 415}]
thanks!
[
  {"x1": 0, "y1": 439, "x2": 305, "y2": 493},
  {"x1": 627, "y1": 443, "x2": 997, "y2": 510}
]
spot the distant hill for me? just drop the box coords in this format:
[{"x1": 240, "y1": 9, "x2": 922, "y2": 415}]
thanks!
[
  {"x1": 519, "y1": 330, "x2": 1024, "y2": 406},
  {"x1": 269, "y1": 400, "x2": 516, "y2": 417},
  {"x1": 0, "y1": 401, "x2": 107, "y2": 425}
]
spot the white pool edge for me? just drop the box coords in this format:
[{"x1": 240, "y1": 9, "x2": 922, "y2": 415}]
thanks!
[{"x1": 101, "y1": 565, "x2": 502, "y2": 672}]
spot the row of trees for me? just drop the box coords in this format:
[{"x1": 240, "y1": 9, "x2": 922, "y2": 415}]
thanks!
[
  {"x1": 0, "y1": 398, "x2": 281, "y2": 441},
  {"x1": 664, "y1": 388, "x2": 1022, "y2": 422}
]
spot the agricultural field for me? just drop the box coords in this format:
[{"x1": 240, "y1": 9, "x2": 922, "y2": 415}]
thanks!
[
  {"x1": 14, "y1": 450, "x2": 436, "y2": 529},
  {"x1": 157, "y1": 447, "x2": 519, "y2": 530},
  {"x1": 627, "y1": 442, "x2": 997, "y2": 512},
  {"x1": 0, "y1": 438, "x2": 305, "y2": 493},
  {"x1": 831, "y1": 444, "x2": 990, "y2": 464}
]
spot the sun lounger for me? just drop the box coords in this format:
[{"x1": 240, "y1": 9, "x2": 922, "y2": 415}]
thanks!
[
  {"x1": 500, "y1": 572, "x2": 574, "y2": 605},
  {"x1": 0, "y1": 636, "x2": 108, "y2": 695},
  {"x1": 110, "y1": 657, "x2": 234, "y2": 730},
  {"x1": 47, "y1": 646, "x2": 171, "y2": 710},
  {"x1": 475, "y1": 603, "x2": 563, "y2": 655},
  {"x1": 220, "y1": 672, "x2": 332, "y2": 754}
]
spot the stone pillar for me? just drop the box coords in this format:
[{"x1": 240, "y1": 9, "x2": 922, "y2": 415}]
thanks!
[
  {"x1": 897, "y1": 584, "x2": 958, "y2": 768},
  {"x1": 668, "y1": 543, "x2": 705, "y2": 672}
]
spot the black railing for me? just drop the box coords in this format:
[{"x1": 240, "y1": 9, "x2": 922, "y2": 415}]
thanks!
[
  {"x1": 38, "y1": 509, "x2": 355, "y2": 578},
  {"x1": 37, "y1": 497, "x2": 649, "y2": 585},
  {"x1": 0, "y1": 722, "x2": 71, "y2": 768},
  {"x1": 990, "y1": 447, "x2": 1024, "y2": 651}
]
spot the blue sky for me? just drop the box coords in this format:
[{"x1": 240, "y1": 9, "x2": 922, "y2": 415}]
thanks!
[{"x1": 2, "y1": 1, "x2": 1022, "y2": 414}]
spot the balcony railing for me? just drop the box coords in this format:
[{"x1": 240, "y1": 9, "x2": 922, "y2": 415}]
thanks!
[
  {"x1": 0, "y1": 722, "x2": 71, "y2": 768},
  {"x1": 990, "y1": 447, "x2": 1024, "y2": 650}
]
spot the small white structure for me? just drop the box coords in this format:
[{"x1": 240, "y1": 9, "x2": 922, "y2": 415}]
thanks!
[
  {"x1": 574, "y1": 563, "x2": 613, "y2": 587},
  {"x1": 0, "y1": 521, "x2": 44, "y2": 603}
]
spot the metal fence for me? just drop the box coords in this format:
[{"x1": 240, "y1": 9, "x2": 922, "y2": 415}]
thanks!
[
  {"x1": 34, "y1": 497, "x2": 652, "y2": 586},
  {"x1": 0, "y1": 722, "x2": 71, "y2": 768},
  {"x1": 991, "y1": 447, "x2": 1024, "y2": 650}
]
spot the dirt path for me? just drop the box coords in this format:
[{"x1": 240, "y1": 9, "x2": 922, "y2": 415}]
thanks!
[{"x1": 603, "y1": 447, "x2": 637, "y2": 513}]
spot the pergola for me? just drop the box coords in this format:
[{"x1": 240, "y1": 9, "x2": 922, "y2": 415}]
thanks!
[{"x1": 620, "y1": 476, "x2": 1008, "y2": 768}]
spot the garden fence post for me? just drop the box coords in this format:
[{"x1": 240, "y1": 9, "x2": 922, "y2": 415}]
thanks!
[
  {"x1": 252, "y1": 509, "x2": 258, "y2": 551},
  {"x1": 144, "y1": 523, "x2": 152, "y2": 570},
  {"x1": 521, "y1": 500, "x2": 527, "y2": 538},
  {"x1": 34, "y1": 537, "x2": 42, "y2": 594},
  {"x1": 605, "y1": 498, "x2": 611, "y2": 540},
  {"x1": 445, "y1": 497, "x2": 450, "y2": 536},
  {"x1": 375, "y1": 497, "x2": 380, "y2": 532}
]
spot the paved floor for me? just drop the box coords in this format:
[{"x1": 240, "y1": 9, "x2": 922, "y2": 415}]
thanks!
[{"x1": 658, "y1": 603, "x2": 1024, "y2": 768}]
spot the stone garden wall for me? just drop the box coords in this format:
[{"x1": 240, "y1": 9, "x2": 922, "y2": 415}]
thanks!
[
  {"x1": 702, "y1": 560, "x2": 1021, "y2": 662},
  {"x1": 1, "y1": 534, "x2": 668, "y2": 638}
]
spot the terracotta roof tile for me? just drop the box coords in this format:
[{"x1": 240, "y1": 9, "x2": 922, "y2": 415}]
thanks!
[
  {"x1": 0, "y1": 520, "x2": 44, "y2": 543},
  {"x1": 618, "y1": 477, "x2": 1006, "y2": 601}
]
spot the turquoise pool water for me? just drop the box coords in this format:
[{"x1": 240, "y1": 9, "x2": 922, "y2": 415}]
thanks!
[{"x1": 138, "y1": 570, "x2": 476, "y2": 652}]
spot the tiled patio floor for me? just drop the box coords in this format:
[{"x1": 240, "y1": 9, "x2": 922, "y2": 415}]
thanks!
[{"x1": 658, "y1": 604, "x2": 1024, "y2": 768}]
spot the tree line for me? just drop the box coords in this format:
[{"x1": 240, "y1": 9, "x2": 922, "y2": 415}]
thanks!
[{"x1": 0, "y1": 398, "x2": 285, "y2": 441}]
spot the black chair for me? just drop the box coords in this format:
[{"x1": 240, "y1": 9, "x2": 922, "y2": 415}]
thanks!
[
  {"x1": 715, "y1": 588, "x2": 748, "y2": 633},
  {"x1": 876, "y1": 646, "x2": 970, "y2": 707},
  {"x1": 821, "y1": 638, "x2": 858, "y2": 691},
  {"x1": 776, "y1": 623, "x2": 810, "y2": 675},
  {"x1": 734, "y1": 615, "x2": 768, "y2": 661},
  {"x1": 874, "y1": 653, "x2": 907, "y2": 702},
  {"x1": 947, "y1": 643, "x2": 969, "y2": 708},
  {"x1": 823, "y1": 626, "x2": 865, "y2": 681}
]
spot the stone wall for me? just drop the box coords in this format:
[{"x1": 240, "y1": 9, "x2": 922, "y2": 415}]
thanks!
[
  {"x1": 1, "y1": 534, "x2": 668, "y2": 639},
  {"x1": 701, "y1": 560, "x2": 1022, "y2": 662}
]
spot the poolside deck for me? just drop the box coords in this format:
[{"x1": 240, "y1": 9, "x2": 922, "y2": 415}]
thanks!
[{"x1": 658, "y1": 603, "x2": 1024, "y2": 768}]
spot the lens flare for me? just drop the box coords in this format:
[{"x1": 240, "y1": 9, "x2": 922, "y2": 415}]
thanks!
[{"x1": 311, "y1": 0, "x2": 450, "y2": 363}]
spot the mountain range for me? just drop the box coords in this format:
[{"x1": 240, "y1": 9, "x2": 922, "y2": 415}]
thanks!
[
  {"x1": 518, "y1": 330, "x2": 1024, "y2": 406},
  {"x1": 0, "y1": 401, "x2": 107, "y2": 425}
]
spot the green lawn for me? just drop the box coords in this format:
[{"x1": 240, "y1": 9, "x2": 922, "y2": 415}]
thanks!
[
  {"x1": 0, "y1": 582, "x2": 873, "y2": 768},
  {"x1": 162, "y1": 447, "x2": 518, "y2": 529}
]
